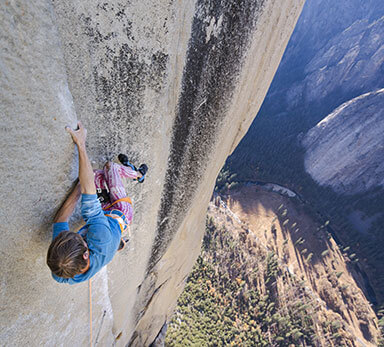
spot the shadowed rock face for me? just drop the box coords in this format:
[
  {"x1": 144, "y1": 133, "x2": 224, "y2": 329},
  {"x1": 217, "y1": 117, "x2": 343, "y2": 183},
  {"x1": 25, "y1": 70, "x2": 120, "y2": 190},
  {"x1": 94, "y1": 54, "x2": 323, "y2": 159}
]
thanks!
[
  {"x1": 151, "y1": 0, "x2": 266, "y2": 273},
  {"x1": 261, "y1": 0, "x2": 384, "y2": 118},
  {"x1": 303, "y1": 89, "x2": 384, "y2": 194},
  {"x1": 0, "y1": 0, "x2": 304, "y2": 346},
  {"x1": 291, "y1": 16, "x2": 384, "y2": 108}
]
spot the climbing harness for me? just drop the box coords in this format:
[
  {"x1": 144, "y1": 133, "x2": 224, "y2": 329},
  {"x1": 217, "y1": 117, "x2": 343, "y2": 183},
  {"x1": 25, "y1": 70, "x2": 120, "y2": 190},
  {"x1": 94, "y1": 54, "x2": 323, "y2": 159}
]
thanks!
[
  {"x1": 102, "y1": 196, "x2": 132, "y2": 210},
  {"x1": 105, "y1": 210, "x2": 130, "y2": 234},
  {"x1": 78, "y1": 196, "x2": 132, "y2": 238},
  {"x1": 103, "y1": 197, "x2": 132, "y2": 233}
]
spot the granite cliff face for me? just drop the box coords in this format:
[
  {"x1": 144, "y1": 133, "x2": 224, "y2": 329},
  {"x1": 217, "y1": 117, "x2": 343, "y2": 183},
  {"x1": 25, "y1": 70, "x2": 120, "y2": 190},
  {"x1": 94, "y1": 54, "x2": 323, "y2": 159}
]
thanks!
[
  {"x1": 0, "y1": 0, "x2": 304, "y2": 346},
  {"x1": 302, "y1": 89, "x2": 384, "y2": 194}
]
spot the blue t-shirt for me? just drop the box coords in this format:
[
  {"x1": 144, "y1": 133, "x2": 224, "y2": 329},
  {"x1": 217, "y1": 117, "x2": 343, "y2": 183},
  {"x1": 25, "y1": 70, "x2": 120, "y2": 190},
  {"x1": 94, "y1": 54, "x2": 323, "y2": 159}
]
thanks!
[{"x1": 51, "y1": 194, "x2": 121, "y2": 284}]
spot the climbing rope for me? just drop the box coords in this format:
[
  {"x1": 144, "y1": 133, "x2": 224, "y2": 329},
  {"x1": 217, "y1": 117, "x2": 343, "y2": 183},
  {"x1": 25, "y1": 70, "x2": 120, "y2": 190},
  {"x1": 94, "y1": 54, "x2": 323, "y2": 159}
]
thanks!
[
  {"x1": 102, "y1": 196, "x2": 132, "y2": 210},
  {"x1": 87, "y1": 196, "x2": 132, "y2": 347},
  {"x1": 89, "y1": 279, "x2": 93, "y2": 347}
]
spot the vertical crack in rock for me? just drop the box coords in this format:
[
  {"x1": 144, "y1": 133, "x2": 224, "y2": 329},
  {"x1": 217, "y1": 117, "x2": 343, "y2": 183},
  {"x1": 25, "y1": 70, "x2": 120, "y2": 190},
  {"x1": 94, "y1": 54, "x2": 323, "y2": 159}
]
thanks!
[
  {"x1": 129, "y1": 278, "x2": 170, "y2": 346},
  {"x1": 149, "y1": 0, "x2": 266, "y2": 271}
]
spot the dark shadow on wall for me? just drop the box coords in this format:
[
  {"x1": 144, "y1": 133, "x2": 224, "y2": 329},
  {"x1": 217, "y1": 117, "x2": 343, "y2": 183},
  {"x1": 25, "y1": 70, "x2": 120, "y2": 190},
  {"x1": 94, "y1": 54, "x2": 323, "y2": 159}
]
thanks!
[{"x1": 147, "y1": 0, "x2": 266, "y2": 273}]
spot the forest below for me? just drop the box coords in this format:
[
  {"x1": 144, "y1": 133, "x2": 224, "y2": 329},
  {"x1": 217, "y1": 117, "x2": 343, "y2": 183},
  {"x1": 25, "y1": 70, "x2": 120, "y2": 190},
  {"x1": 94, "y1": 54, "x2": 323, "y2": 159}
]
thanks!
[{"x1": 165, "y1": 196, "x2": 384, "y2": 346}]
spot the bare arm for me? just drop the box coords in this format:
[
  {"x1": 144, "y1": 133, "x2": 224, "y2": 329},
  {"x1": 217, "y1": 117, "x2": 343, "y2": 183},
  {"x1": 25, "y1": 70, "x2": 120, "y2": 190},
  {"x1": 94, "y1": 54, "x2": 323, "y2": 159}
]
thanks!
[
  {"x1": 66, "y1": 122, "x2": 96, "y2": 195},
  {"x1": 54, "y1": 181, "x2": 81, "y2": 223},
  {"x1": 77, "y1": 144, "x2": 96, "y2": 194}
]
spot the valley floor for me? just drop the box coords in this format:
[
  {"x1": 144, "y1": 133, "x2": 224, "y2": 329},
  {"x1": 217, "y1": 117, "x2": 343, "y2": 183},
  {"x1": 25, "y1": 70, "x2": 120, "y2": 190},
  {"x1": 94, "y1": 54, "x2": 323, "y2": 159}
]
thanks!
[{"x1": 165, "y1": 185, "x2": 381, "y2": 346}]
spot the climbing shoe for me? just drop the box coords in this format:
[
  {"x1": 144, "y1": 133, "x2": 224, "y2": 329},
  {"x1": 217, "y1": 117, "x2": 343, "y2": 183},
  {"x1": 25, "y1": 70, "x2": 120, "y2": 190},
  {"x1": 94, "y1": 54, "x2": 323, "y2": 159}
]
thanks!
[
  {"x1": 137, "y1": 164, "x2": 148, "y2": 183},
  {"x1": 118, "y1": 154, "x2": 137, "y2": 171},
  {"x1": 117, "y1": 237, "x2": 129, "y2": 252},
  {"x1": 119, "y1": 153, "x2": 148, "y2": 183}
]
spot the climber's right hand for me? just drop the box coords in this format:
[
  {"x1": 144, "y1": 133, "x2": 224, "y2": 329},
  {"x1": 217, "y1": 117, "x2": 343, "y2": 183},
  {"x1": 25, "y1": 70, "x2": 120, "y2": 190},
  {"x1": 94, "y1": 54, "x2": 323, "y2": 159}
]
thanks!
[{"x1": 65, "y1": 121, "x2": 87, "y2": 148}]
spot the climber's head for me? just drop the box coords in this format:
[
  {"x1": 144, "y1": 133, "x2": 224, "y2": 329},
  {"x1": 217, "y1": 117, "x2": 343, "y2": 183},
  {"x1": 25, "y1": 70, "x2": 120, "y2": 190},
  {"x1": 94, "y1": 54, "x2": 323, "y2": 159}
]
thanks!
[{"x1": 47, "y1": 231, "x2": 90, "y2": 278}]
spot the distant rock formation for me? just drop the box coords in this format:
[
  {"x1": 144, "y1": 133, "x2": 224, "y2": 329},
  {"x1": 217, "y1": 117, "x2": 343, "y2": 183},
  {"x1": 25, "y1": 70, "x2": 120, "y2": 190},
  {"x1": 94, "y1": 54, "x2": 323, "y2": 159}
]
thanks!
[
  {"x1": 302, "y1": 89, "x2": 384, "y2": 194},
  {"x1": 0, "y1": 0, "x2": 304, "y2": 346},
  {"x1": 262, "y1": 0, "x2": 384, "y2": 118},
  {"x1": 288, "y1": 16, "x2": 384, "y2": 109}
]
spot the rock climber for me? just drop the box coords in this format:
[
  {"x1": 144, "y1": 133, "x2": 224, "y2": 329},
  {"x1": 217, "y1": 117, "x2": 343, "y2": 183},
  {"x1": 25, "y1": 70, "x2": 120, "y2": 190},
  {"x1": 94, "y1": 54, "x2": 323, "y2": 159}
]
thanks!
[{"x1": 47, "y1": 122, "x2": 147, "y2": 284}]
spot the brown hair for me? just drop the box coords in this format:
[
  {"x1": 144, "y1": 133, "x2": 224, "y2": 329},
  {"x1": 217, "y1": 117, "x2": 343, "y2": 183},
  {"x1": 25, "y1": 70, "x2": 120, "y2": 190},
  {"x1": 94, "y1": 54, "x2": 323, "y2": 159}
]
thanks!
[{"x1": 47, "y1": 231, "x2": 88, "y2": 278}]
